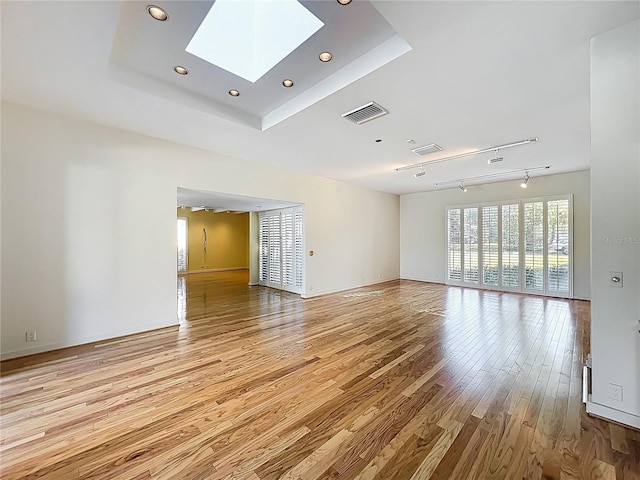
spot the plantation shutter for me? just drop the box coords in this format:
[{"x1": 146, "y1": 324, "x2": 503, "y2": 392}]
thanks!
[
  {"x1": 481, "y1": 206, "x2": 499, "y2": 286},
  {"x1": 447, "y1": 209, "x2": 462, "y2": 282},
  {"x1": 268, "y1": 215, "x2": 281, "y2": 285},
  {"x1": 259, "y1": 215, "x2": 269, "y2": 282},
  {"x1": 524, "y1": 201, "x2": 544, "y2": 291},
  {"x1": 258, "y1": 206, "x2": 304, "y2": 294},
  {"x1": 501, "y1": 203, "x2": 520, "y2": 288},
  {"x1": 463, "y1": 207, "x2": 479, "y2": 284},
  {"x1": 281, "y1": 211, "x2": 294, "y2": 288},
  {"x1": 547, "y1": 199, "x2": 570, "y2": 294},
  {"x1": 294, "y1": 209, "x2": 304, "y2": 289},
  {"x1": 446, "y1": 195, "x2": 572, "y2": 298}
]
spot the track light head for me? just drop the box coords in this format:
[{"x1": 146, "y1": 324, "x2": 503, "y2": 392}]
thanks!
[
  {"x1": 520, "y1": 172, "x2": 530, "y2": 188},
  {"x1": 459, "y1": 182, "x2": 468, "y2": 192}
]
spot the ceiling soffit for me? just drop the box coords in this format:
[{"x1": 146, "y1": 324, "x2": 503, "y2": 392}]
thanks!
[{"x1": 109, "y1": 0, "x2": 411, "y2": 131}]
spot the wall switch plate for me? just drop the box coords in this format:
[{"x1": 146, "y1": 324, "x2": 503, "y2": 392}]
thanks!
[
  {"x1": 608, "y1": 271, "x2": 623, "y2": 287},
  {"x1": 609, "y1": 383, "x2": 623, "y2": 401},
  {"x1": 25, "y1": 330, "x2": 37, "y2": 342}
]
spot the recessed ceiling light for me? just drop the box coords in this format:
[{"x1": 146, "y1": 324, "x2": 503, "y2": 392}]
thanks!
[
  {"x1": 337, "y1": 0, "x2": 353, "y2": 4},
  {"x1": 282, "y1": 79, "x2": 294, "y2": 87},
  {"x1": 147, "y1": 5, "x2": 168, "y2": 21},
  {"x1": 173, "y1": 66, "x2": 188, "y2": 75},
  {"x1": 229, "y1": 89, "x2": 240, "y2": 97},
  {"x1": 406, "y1": 139, "x2": 416, "y2": 144},
  {"x1": 319, "y1": 52, "x2": 333, "y2": 62}
]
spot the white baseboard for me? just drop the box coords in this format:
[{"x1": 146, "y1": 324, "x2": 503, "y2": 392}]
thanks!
[
  {"x1": 586, "y1": 398, "x2": 640, "y2": 429},
  {"x1": 1, "y1": 320, "x2": 179, "y2": 361}
]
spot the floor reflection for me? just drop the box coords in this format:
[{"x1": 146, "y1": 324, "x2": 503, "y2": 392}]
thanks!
[{"x1": 177, "y1": 275, "x2": 187, "y2": 324}]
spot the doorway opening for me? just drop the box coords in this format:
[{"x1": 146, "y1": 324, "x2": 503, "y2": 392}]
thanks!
[{"x1": 176, "y1": 187, "x2": 305, "y2": 322}]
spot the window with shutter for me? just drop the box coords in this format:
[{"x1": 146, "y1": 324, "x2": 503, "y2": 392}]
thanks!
[
  {"x1": 259, "y1": 215, "x2": 269, "y2": 282},
  {"x1": 447, "y1": 209, "x2": 462, "y2": 282},
  {"x1": 547, "y1": 199, "x2": 570, "y2": 293},
  {"x1": 294, "y1": 210, "x2": 304, "y2": 289},
  {"x1": 268, "y1": 215, "x2": 281, "y2": 285},
  {"x1": 524, "y1": 201, "x2": 544, "y2": 291},
  {"x1": 445, "y1": 195, "x2": 572, "y2": 298},
  {"x1": 482, "y1": 206, "x2": 499, "y2": 286},
  {"x1": 463, "y1": 207, "x2": 479, "y2": 284},
  {"x1": 258, "y1": 206, "x2": 304, "y2": 294},
  {"x1": 501, "y1": 203, "x2": 520, "y2": 288}
]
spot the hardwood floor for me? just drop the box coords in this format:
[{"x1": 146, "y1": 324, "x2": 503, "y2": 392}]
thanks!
[{"x1": 1, "y1": 271, "x2": 639, "y2": 479}]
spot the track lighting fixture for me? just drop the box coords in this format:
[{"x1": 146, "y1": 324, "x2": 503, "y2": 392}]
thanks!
[
  {"x1": 435, "y1": 165, "x2": 550, "y2": 189},
  {"x1": 459, "y1": 182, "x2": 468, "y2": 192},
  {"x1": 415, "y1": 168, "x2": 425, "y2": 178},
  {"x1": 396, "y1": 137, "x2": 538, "y2": 172}
]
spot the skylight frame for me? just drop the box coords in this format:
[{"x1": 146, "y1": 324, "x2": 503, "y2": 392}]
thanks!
[{"x1": 185, "y1": 0, "x2": 324, "y2": 83}]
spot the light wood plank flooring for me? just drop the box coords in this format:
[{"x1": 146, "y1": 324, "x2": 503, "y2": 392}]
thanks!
[{"x1": 1, "y1": 271, "x2": 639, "y2": 479}]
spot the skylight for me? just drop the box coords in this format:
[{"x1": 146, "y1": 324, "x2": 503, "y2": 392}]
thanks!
[{"x1": 186, "y1": 0, "x2": 324, "y2": 83}]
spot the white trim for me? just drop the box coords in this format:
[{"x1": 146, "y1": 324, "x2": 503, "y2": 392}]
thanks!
[
  {"x1": 0, "y1": 320, "x2": 179, "y2": 361},
  {"x1": 586, "y1": 398, "x2": 640, "y2": 430}
]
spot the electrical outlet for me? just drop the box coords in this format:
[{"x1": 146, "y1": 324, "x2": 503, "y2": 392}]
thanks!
[
  {"x1": 609, "y1": 383, "x2": 623, "y2": 401},
  {"x1": 25, "y1": 330, "x2": 37, "y2": 342}
]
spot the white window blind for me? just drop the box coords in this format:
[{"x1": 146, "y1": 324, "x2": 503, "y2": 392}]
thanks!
[
  {"x1": 259, "y1": 206, "x2": 304, "y2": 294},
  {"x1": 482, "y1": 206, "x2": 499, "y2": 286},
  {"x1": 445, "y1": 195, "x2": 572, "y2": 298},
  {"x1": 447, "y1": 209, "x2": 462, "y2": 282},
  {"x1": 268, "y1": 215, "x2": 281, "y2": 285},
  {"x1": 524, "y1": 201, "x2": 544, "y2": 291},
  {"x1": 259, "y1": 215, "x2": 269, "y2": 282},
  {"x1": 294, "y1": 210, "x2": 304, "y2": 289},
  {"x1": 547, "y1": 199, "x2": 570, "y2": 293},
  {"x1": 501, "y1": 203, "x2": 520, "y2": 288},
  {"x1": 463, "y1": 208, "x2": 479, "y2": 284}
]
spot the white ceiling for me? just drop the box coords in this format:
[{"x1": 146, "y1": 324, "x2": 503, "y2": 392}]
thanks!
[
  {"x1": 2, "y1": 1, "x2": 638, "y2": 196},
  {"x1": 110, "y1": 1, "x2": 410, "y2": 130}
]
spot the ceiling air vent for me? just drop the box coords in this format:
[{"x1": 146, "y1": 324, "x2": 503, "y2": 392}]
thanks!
[
  {"x1": 342, "y1": 102, "x2": 388, "y2": 125},
  {"x1": 411, "y1": 143, "x2": 443, "y2": 156}
]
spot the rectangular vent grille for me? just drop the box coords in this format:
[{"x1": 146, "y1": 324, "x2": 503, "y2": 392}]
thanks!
[
  {"x1": 342, "y1": 102, "x2": 388, "y2": 125},
  {"x1": 412, "y1": 143, "x2": 443, "y2": 156}
]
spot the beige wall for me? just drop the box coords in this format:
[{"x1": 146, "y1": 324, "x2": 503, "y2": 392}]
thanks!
[
  {"x1": 177, "y1": 209, "x2": 249, "y2": 272},
  {"x1": 1, "y1": 102, "x2": 400, "y2": 359}
]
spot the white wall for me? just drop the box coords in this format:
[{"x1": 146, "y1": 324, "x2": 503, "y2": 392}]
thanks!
[
  {"x1": 0, "y1": 102, "x2": 400, "y2": 359},
  {"x1": 588, "y1": 20, "x2": 639, "y2": 427},
  {"x1": 400, "y1": 170, "x2": 591, "y2": 299}
]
